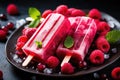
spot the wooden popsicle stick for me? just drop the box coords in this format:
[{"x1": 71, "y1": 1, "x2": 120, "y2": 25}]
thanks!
[
  {"x1": 61, "y1": 54, "x2": 72, "y2": 67},
  {"x1": 22, "y1": 55, "x2": 34, "y2": 67}
]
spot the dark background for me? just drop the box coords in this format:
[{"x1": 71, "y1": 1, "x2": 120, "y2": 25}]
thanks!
[{"x1": 0, "y1": 0, "x2": 120, "y2": 80}]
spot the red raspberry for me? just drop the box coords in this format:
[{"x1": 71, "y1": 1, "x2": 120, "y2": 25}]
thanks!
[
  {"x1": 97, "y1": 21, "x2": 110, "y2": 36},
  {"x1": 88, "y1": 8, "x2": 101, "y2": 19},
  {"x1": 6, "y1": 22, "x2": 14, "y2": 29},
  {"x1": 15, "y1": 50, "x2": 24, "y2": 56},
  {"x1": 79, "y1": 61, "x2": 87, "y2": 68},
  {"x1": 111, "y1": 67, "x2": 120, "y2": 80},
  {"x1": 1, "y1": 26, "x2": 9, "y2": 33},
  {"x1": 16, "y1": 42, "x2": 25, "y2": 50},
  {"x1": 56, "y1": 5, "x2": 68, "y2": 15},
  {"x1": 46, "y1": 56, "x2": 60, "y2": 68},
  {"x1": 71, "y1": 9, "x2": 86, "y2": 17},
  {"x1": 6, "y1": 4, "x2": 19, "y2": 15},
  {"x1": 89, "y1": 50, "x2": 104, "y2": 65},
  {"x1": 66, "y1": 8, "x2": 76, "y2": 17},
  {"x1": 17, "y1": 35, "x2": 28, "y2": 43},
  {"x1": 0, "y1": 70, "x2": 3, "y2": 79},
  {"x1": 22, "y1": 28, "x2": 37, "y2": 39},
  {"x1": 0, "y1": 13, "x2": 7, "y2": 20},
  {"x1": 37, "y1": 63, "x2": 46, "y2": 72},
  {"x1": 42, "y1": 9, "x2": 52, "y2": 18},
  {"x1": 0, "y1": 29, "x2": 7, "y2": 40},
  {"x1": 96, "y1": 36, "x2": 110, "y2": 53},
  {"x1": 61, "y1": 63, "x2": 74, "y2": 74}
]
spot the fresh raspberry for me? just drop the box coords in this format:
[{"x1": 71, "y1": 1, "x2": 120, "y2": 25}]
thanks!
[
  {"x1": 89, "y1": 50, "x2": 104, "y2": 65},
  {"x1": 111, "y1": 67, "x2": 120, "y2": 80},
  {"x1": 17, "y1": 35, "x2": 28, "y2": 43},
  {"x1": 1, "y1": 26, "x2": 9, "y2": 33},
  {"x1": 0, "y1": 70, "x2": 3, "y2": 79},
  {"x1": 22, "y1": 28, "x2": 37, "y2": 39},
  {"x1": 6, "y1": 4, "x2": 19, "y2": 15},
  {"x1": 79, "y1": 61, "x2": 87, "y2": 68},
  {"x1": 46, "y1": 56, "x2": 60, "y2": 68},
  {"x1": 15, "y1": 50, "x2": 24, "y2": 56},
  {"x1": 96, "y1": 36, "x2": 110, "y2": 53},
  {"x1": 66, "y1": 8, "x2": 76, "y2": 17},
  {"x1": 71, "y1": 9, "x2": 86, "y2": 17},
  {"x1": 16, "y1": 42, "x2": 25, "y2": 50},
  {"x1": 0, "y1": 29, "x2": 7, "y2": 40},
  {"x1": 97, "y1": 21, "x2": 110, "y2": 36},
  {"x1": 56, "y1": 5, "x2": 68, "y2": 15},
  {"x1": 61, "y1": 63, "x2": 74, "y2": 74},
  {"x1": 42, "y1": 9, "x2": 53, "y2": 18},
  {"x1": 88, "y1": 8, "x2": 101, "y2": 19},
  {"x1": 0, "y1": 13, "x2": 7, "y2": 20},
  {"x1": 53, "y1": 10, "x2": 56, "y2": 13},
  {"x1": 37, "y1": 63, "x2": 46, "y2": 72},
  {"x1": 6, "y1": 22, "x2": 14, "y2": 30}
]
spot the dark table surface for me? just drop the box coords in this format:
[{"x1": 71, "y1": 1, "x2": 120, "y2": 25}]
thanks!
[{"x1": 0, "y1": 0, "x2": 120, "y2": 80}]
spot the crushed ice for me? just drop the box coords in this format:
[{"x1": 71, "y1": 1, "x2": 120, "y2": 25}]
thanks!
[
  {"x1": 16, "y1": 19, "x2": 26, "y2": 28},
  {"x1": 43, "y1": 68, "x2": 52, "y2": 74},
  {"x1": 11, "y1": 52, "x2": 23, "y2": 63},
  {"x1": 104, "y1": 54, "x2": 110, "y2": 59}
]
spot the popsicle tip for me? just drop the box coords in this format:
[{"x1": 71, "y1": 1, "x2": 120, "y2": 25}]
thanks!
[{"x1": 22, "y1": 54, "x2": 33, "y2": 67}]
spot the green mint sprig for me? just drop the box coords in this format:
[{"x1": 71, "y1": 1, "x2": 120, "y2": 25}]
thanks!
[
  {"x1": 64, "y1": 36, "x2": 74, "y2": 48},
  {"x1": 28, "y1": 7, "x2": 41, "y2": 28},
  {"x1": 29, "y1": 18, "x2": 40, "y2": 28},
  {"x1": 35, "y1": 41, "x2": 42, "y2": 48},
  {"x1": 106, "y1": 30, "x2": 120, "y2": 44},
  {"x1": 29, "y1": 7, "x2": 41, "y2": 19}
]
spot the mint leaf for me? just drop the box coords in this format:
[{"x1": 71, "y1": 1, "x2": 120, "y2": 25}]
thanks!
[
  {"x1": 106, "y1": 30, "x2": 120, "y2": 44},
  {"x1": 29, "y1": 18, "x2": 40, "y2": 28},
  {"x1": 29, "y1": 7, "x2": 41, "y2": 19},
  {"x1": 35, "y1": 41, "x2": 42, "y2": 48},
  {"x1": 64, "y1": 36, "x2": 74, "y2": 48}
]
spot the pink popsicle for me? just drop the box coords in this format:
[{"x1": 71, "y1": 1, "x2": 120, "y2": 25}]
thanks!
[
  {"x1": 56, "y1": 17, "x2": 97, "y2": 66},
  {"x1": 22, "y1": 13, "x2": 70, "y2": 66}
]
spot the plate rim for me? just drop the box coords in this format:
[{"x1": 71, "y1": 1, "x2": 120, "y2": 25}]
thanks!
[{"x1": 5, "y1": 12, "x2": 120, "y2": 78}]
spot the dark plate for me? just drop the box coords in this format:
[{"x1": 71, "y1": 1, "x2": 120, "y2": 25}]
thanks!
[{"x1": 5, "y1": 12, "x2": 120, "y2": 78}]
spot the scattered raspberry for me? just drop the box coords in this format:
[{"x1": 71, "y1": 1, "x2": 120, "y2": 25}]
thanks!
[
  {"x1": 97, "y1": 21, "x2": 110, "y2": 36},
  {"x1": 15, "y1": 50, "x2": 24, "y2": 57},
  {"x1": 46, "y1": 56, "x2": 60, "y2": 68},
  {"x1": 71, "y1": 9, "x2": 86, "y2": 17},
  {"x1": 42, "y1": 9, "x2": 53, "y2": 18},
  {"x1": 6, "y1": 22, "x2": 14, "y2": 29},
  {"x1": 1, "y1": 26, "x2": 9, "y2": 32},
  {"x1": 56, "y1": 5, "x2": 68, "y2": 15},
  {"x1": 16, "y1": 42, "x2": 25, "y2": 50},
  {"x1": 79, "y1": 61, "x2": 87, "y2": 68},
  {"x1": 96, "y1": 36, "x2": 110, "y2": 53},
  {"x1": 22, "y1": 28, "x2": 37, "y2": 39},
  {"x1": 0, "y1": 70, "x2": 3, "y2": 79},
  {"x1": 88, "y1": 8, "x2": 101, "y2": 19},
  {"x1": 37, "y1": 63, "x2": 46, "y2": 72},
  {"x1": 89, "y1": 50, "x2": 104, "y2": 65},
  {"x1": 0, "y1": 13, "x2": 7, "y2": 20},
  {"x1": 6, "y1": 4, "x2": 19, "y2": 15},
  {"x1": 61, "y1": 63, "x2": 74, "y2": 74},
  {"x1": 66, "y1": 8, "x2": 76, "y2": 17},
  {"x1": 0, "y1": 30, "x2": 7, "y2": 40},
  {"x1": 17, "y1": 35, "x2": 28, "y2": 43},
  {"x1": 111, "y1": 67, "x2": 120, "y2": 80}
]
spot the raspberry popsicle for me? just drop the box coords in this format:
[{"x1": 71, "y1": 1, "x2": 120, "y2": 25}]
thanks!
[
  {"x1": 22, "y1": 13, "x2": 70, "y2": 66},
  {"x1": 56, "y1": 17, "x2": 97, "y2": 66}
]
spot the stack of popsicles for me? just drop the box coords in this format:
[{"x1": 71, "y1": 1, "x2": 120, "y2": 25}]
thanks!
[{"x1": 22, "y1": 13, "x2": 97, "y2": 67}]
